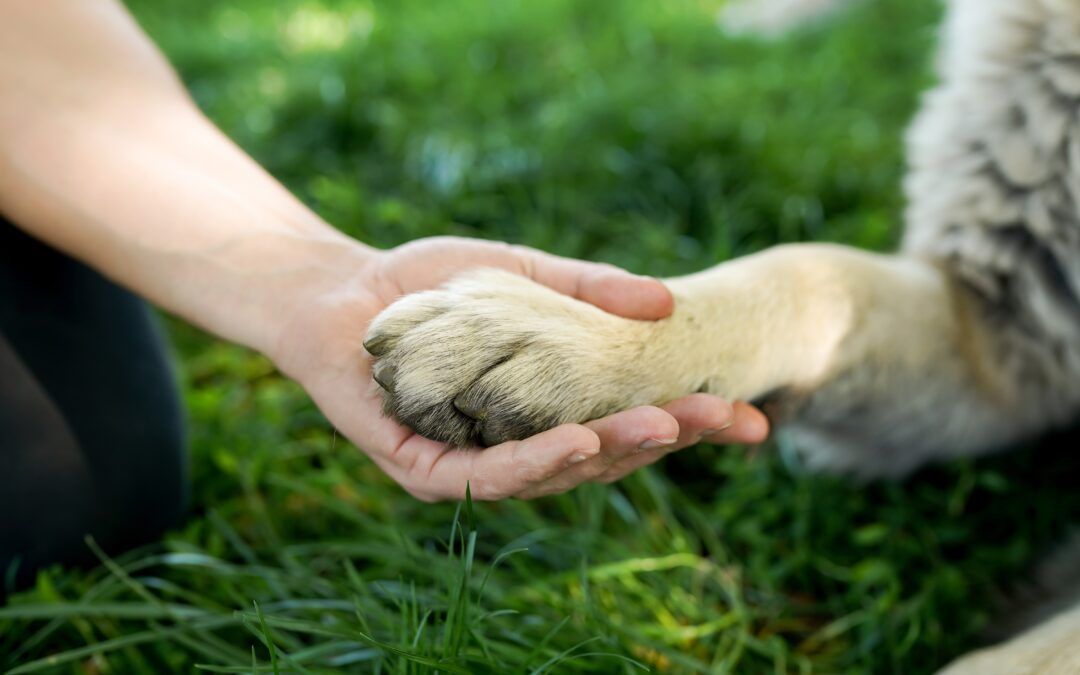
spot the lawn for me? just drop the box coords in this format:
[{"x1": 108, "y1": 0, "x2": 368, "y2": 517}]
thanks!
[{"x1": 4, "y1": 0, "x2": 1080, "y2": 672}]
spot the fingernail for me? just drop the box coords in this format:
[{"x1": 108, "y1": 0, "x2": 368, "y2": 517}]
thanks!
[
  {"x1": 698, "y1": 421, "x2": 733, "y2": 442},
  {"x1": 699, "y1": 421, "x2": 734, "y2": 436},
  {"x1": 639, "y1": 437, "x2": 677, "y2": 450},
  {"x1": 567, "y1": 452, "x2": 592, "y2": 466}
]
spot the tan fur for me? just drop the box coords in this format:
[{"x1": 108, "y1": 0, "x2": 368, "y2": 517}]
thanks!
[{"x1": 939, "y1": 607, "x2": 1080, "y2": 675}]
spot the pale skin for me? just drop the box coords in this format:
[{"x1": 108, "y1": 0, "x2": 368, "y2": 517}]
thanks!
[{"x1": 0, "y1": 0, "x2": 769, "y2": 502}]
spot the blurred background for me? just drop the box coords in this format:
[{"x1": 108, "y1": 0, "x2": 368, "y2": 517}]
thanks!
[
  {"x1": 136, "y1": 0, "x2": 921, "y2": 267},
  {"x1": 5, "y1": 0, "x2": 1080, "y2": 673}
]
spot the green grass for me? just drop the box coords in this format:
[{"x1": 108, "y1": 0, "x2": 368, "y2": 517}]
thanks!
[{"x1": 3, "y1": 0, "x2": 1080, "y2": 672}]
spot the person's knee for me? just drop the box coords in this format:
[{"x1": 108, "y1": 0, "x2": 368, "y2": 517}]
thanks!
[
  {"x1": 0, "y1": 411, "x2": 188, "y2": 598},
  {"x1": 93, "y1": 402, "x2": 189, "y2": 551}
]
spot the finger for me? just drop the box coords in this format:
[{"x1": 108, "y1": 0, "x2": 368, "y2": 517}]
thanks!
[
  {"x1": 583, "y1": 405, "x2": 680, "y2": 461},
  {"x1": 660, "y1": 393, "x2": 735, "y2": 447},
  {"x1": 513, "y1": 247, "x2": 674, "y2": 320},
  {"x1": 516, "y1": 406, "x2": 680, "y2": 498},
  {"x1": 340, "y1": 362, "x2": 603, "y2": 502},
  {"x1": 700, "y1": 400, "x2": 770, "y2": 445},
  {"x1": 591, "y1": 394, "x2": 734, "y2": 484},
  {"x1": 390, "y1": 423, "x2": 602, "y2": 502},
  {"x1": 592, "y1": 445, "x2": 679, "y2": 484},
  {"x1": 594, "y1": 399, "x2": 769, "y2": 486}
]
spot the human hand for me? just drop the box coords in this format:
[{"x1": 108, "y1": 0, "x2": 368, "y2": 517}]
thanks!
[{"x1": 273, "y1": 236, "x2": 769, "y2": 501}]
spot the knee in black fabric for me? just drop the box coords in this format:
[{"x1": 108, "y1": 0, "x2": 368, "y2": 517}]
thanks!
[
  {"x1": 0, "y1": 331, "x2": 189, "y2": 596},
  {"x1": 0, "y1": 221, "x2": 190, "y2": 595},
  {"x1": 91, "y1": 393, "x2": 189, "y2": 554}
]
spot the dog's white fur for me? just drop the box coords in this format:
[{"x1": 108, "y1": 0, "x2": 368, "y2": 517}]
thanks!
[{"x1": 366, "y1": 0, "x2": 1080, "y2": 670}]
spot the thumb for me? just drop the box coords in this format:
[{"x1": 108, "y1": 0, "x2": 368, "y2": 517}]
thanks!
[
  {"x1": 517, "y1": 248, "x2": 674, "y2": 320},
  {"x1": 575, "y1": 265, "x2": 675, "y2": 320}
]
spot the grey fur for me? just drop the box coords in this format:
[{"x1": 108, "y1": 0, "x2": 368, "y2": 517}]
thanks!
[{"x1": 904, "y1": 0, "x2": 1080, "y2": 433}]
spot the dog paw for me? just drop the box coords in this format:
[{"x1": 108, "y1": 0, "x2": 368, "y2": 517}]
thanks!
[{"x1": 364, "y1": 269, "x2": 652, "y2": 446}]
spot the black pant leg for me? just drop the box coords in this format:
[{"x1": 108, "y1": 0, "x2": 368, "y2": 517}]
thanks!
[{"x1": 0, "y1": 221, "x2": 188, "y2": 595}]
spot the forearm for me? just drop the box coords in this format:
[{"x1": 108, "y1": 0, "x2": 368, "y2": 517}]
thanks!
[{"x1": 0, "y1": 0, "x2": 374, "y2": 356}]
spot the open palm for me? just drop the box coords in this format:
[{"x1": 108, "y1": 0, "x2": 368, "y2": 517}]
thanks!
[{"x1": 277, "y1": 237, "x2": 769, "y2": 501}]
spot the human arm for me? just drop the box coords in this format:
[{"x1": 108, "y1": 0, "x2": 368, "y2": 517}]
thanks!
[{"x1": 0, "y1": 0, "x2": 768, "y2": 500}]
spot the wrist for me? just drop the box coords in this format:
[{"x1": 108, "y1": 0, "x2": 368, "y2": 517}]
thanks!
[
  {"x1": 256, "y1": 234, "x2": 386, "y2": 383},
  {"x1": 228, "y1": 230, "x2": 379, "y2": 358}
]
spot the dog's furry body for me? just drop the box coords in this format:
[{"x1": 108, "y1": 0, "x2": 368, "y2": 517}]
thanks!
[{"x1": 366, "y1": 0, "x2": 1080, "y2": 670}]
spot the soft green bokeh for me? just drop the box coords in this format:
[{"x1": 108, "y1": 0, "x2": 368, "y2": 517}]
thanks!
[{"x1": 3, "y1": 1, "x2": 1079, "y2": 673}]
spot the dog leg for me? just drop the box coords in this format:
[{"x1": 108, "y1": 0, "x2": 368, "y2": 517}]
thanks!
[{"x1": 366, "y1": 242, "x2": 1045, "y2": 478}]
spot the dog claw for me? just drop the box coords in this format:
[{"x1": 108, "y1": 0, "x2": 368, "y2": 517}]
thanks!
[
  {"x1": 372, "y1": 361, "x2": 398, "y2": 392},
  {"x1": 453, "y1": 394, "x2": 487, "y2": 420},
  {"x1": 364, "y1": 334, "x2": 390, "y2": 356}
]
